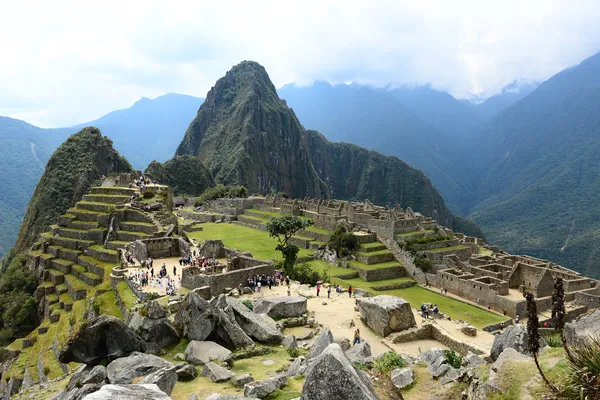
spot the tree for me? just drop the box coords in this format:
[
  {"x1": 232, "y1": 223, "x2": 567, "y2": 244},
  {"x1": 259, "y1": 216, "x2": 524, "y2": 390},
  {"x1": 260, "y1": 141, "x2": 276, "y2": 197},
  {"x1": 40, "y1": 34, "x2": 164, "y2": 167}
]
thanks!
[
  {"x1": 327, "y1": 225, "x2": 359, "y2": 257},
  {"x1": 266, "y1": 215, "x2": 313, "y2": 274},
  {"x1": 552, "y1": 277, "x2": 576, "y2": 364},
  {"x1": 524, "y1": 291, "x2": 558, "y2": 393}
]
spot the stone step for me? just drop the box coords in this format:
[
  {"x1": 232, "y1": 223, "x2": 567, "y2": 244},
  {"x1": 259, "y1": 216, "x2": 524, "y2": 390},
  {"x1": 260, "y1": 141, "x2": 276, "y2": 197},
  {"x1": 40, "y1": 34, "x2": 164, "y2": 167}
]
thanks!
[
  {"x1": 356, "y1": 250, "x2": 395, "y2": 265},
  {"x1": 57, "y1": 214, "x2": 76, "y2": 227},
  {"x1": 47, "y1": 245, "x2": 63, "y2": 258},
  {"x1": 78, "y1": 255, "x2": 114, "y2": 278},
  {"x1": 349, "y1": 261, "x2": 405, "y2": 282},
  {"x1": 59, "y1": 292, "x2": 75, "y2": 311},
  {"x1": 64, "y1": 275, "x2": 90, "y2": 300},
  {"x1": 57, "y1": 227, "x2": 90, "y2": 241},
  {"x1": 106, "y1": 241, "x2": 130, "y2": 251},
  {"x1": 236, "y1": 215, "x2": 267, "y2": 229},
  {"x1": 39, "y1": 253, "x2": 56, "y2": 269},
  {"x1": 58, "y1": 248, "x2": 82, "y2": 263},
  {"x1": 68, "y1": 220, "x2": 100, "y2": 230},
  {"x1": 51, "y1": 258, "x2": 73, "y2": 274},
  {"x1": 116, "y1": 231, "x2": 148, "y2": 242},
  {"x1": 51, "y1": 236, "x2": 93, "y2": 251},
  {"x1": 46, "y1": 269, "x2": 65, "y2": 285},
  {"x1": 71, "y1": 264, "x2": 103, "y2": 286},
  {"x1": 359, "y1": 242, "x2": 387, "y2": 253},
  {"x1": 67, "y1": 208, "x2": 107, "y2": 222},
  {"x1": 90, "y1": 186, "x2": 137, "y2": 196},
  {"x1": 119, "y1": 221, "x2": 157, "y2": 235},
  {"x1": 86, "y1": 245, "x2": 119, "y2": 264},
  {"x1": 76, "y1": 201, "x2": 114, "y2": 213},
  {"x1": 46, "y1": 294, "x2": 59, "y2": 306},
  {"x1": 242, "y1": 210, "x2": 270, "y2": 219},
  {"x1": 82, "y1": 194, "x2": 130, "y2": 204},
  {"x1": 55, "y1": 283, "x2": 68, "y2": 295}
]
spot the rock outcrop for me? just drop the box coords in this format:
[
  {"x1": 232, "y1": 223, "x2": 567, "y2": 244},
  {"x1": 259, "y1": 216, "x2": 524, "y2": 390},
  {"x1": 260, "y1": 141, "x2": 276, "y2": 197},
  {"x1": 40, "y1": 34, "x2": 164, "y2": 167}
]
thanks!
[
  {"x1": 307, "y1": 328, "x2": 334, "y2": 359},
  {"x1": 106, "y1": 352, "x2": 174, "y2": 385},
  {"x1": 174, "y1": 292, "x2": 216, "y2": 341},
  {"x1": 253, "y1": 296, "x2": 307, "y2": 319},
  {"x1": 490, "y1": 324, "x2": 547, "y2": 361},
  {"x1": 391, "y1": 367, "x2": 414, "y2": 389},
  {"x1": 564, "y1": 309, "x2": 600, "y2": 345},
  {"x1": 81, "y1": 384, "x2": 171, "y2": 399},
  {"x1": 138, "y1": 366, "x2": 178, "y2": 395},
  {"x1": 59, "y1": 316, "x2": 146, "y2": 365},
  {"x1": 244, "y1": 373, "x2": 287, "y2": 398},
  {"x1": 185, "y1": 341, "x2": 232, "y2": 366},
  {"x1": 344, "y1": 341, "x2": 372, "y2": 365},
  {"x1": 127, "y1": 300, "x2": 180, "y2": 348},
  {"x1": 201, "y1": 362, "x2": 236, "y2": 383},
  {"x1": 302, "y1": 343, "x2": 378, "y2": 400},
  {"x1": 356, "y1": 295, "x2": 416, "y2": 337},
  {"x1": 226, "y1": 297, "x2": 284, "y2": 343}
]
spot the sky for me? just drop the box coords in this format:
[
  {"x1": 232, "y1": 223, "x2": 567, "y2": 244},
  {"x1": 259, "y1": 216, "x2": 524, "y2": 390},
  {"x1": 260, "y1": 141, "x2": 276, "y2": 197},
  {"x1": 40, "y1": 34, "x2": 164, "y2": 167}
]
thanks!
[{"x1": 1, "y1": 0, "x2": 600, "y2": 128}]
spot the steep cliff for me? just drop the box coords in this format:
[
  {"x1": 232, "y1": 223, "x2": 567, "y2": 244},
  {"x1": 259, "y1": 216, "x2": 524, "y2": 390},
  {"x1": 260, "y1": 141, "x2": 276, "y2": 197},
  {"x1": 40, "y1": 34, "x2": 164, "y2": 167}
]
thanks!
[{"x1": 14, "y1": 127, "x2": 132, "y2": 252}]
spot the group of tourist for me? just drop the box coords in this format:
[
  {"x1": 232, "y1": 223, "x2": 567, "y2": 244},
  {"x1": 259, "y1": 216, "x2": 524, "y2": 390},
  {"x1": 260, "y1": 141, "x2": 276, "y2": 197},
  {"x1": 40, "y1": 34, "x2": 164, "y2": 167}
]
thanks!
[
  {"x1": 178, "y1": 253, "x2": 219, "y2": 271},
  {"x1": 420, "y1": 303, "x2": 439, "y2": 319}
]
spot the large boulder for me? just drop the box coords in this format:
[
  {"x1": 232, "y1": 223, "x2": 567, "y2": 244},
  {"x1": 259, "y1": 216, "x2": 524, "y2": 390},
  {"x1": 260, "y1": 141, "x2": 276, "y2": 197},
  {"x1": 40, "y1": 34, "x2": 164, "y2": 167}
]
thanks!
[
  {"x1": 391, "y1": 367, "x2": 414, "y2": 389},
  {"x1": 356, "y1": 295, "x2": 416, "y2": 337},
  {"x1": 287, "y1": 356, "x2": 308, "y2": 377},
  {"x1": 564, "y1": 309, "x2": 600, "y2": 345},
  {"x1": 81, "y1": 384, "x2": 171, "y2": 399},
  {"x1": 174, "y1": 292, "x2": 217, "y2": 341},
  {"x1": 175, "y1": 363, "x2": 196, "y2": 381},
  {"x1": 60, "y1": 383, "x2": 103, "y2": 400},
  {"x1": 205, "y1": 395, "x2": 248, "y2": 400},
  {"x1": 200, "y1": 362, "x2": 236, "y2": 383},
  {"x1": 185, "y1": 341, "x2": 232, "y2": 366},
  {"x1": 232, "y1": 373, "x2": 254, "y2": 388},
  {"x1": 106, "y1": 352, "x2": 174, "y2": 384},
  {"x1": 127, "y1": 301, "x2": 180, "y2": 348},
  {"x1": 490, "y1": 324, "x2": 547, "y2": 361},
  {"x1": 344, "y1": 341, "x2": 372, "y2": 365},
  {"x1": 226, "y1": 297, "x2": 284, "y2": 343},
  {"x1": 461, "y1": 324, "x2": 477, "y2": 337},
  {"x1": 417, "y1": 348, "x2": 446, "y2": 366},
  {"x1": 302, "y1": 344, "x2": 378, "y2": 400},
  {"x1": 253, "y1": 296, "x2": 308, "y2": 319},
  {"x1": 213, "y1": 308, "x2": 254, "y2": 349},
  {"x1": 308, "y1": 328, "x2": 334, "y2": 359},
  {"x1": 244, "y1": 373, "x2": 287, "y2": 398},
  {"x1": 81, "y1": 365, "x2": 107, "y2": 385},
  {"x1": 59, "y1": 315, "x2": 146, "y2": 365},
  {"x1": 138, "y1": 366, "x2": 178, "y2": 395},
  {"x1": 200, "y1": 240, "x2": 226, "y2": 258}
]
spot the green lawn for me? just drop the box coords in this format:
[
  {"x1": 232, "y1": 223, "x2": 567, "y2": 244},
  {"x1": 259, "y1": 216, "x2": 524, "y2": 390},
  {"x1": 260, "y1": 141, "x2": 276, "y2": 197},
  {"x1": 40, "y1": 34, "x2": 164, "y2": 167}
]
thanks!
[
  {"x1": 246, "y1": 208, "x2": 281, "y2": 218},
  {"x1": 349, "y1": 260, "x2": 402, "y2": 270},
  {"x1": 304, "y1": 259, "x2": 355, "y2": 279},
  {"x1": 336, "y1": 276, "x2": 414, "y2": 289},
  {"x1": 187, "y1": 223, "x2": 312, "y2": 261}
]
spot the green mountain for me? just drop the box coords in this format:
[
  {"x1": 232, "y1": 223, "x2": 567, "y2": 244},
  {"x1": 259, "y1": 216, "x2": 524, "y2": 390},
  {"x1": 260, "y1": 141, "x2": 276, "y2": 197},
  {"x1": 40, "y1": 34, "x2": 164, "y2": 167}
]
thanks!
[
  {"x1": 145, "y1": 155, "x2": 215, "y2": 196},
  {"x1": 175, "y1": 61, "x2": 476, "y2": 232},
  {"x1": 469, "y1": 52, "x2": 600, "y2": 278},
  {"x1": 14, "y1": 127, "x2": 132, "y2": 253}
]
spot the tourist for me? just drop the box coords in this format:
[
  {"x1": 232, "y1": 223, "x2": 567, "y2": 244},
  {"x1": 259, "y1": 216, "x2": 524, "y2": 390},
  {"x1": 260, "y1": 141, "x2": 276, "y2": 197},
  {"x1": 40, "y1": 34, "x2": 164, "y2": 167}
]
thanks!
[
  {"x1": 327, "y1": 285, "x2": 331, "y2": 299},
  {"x1": 503, "y1": 309, "x2": 507, "y2": 317},
  {"x1": 238, "y1": 283, "x2": 243, "y2": 296},
  {"x1": 173, "y1": 266, "x2": 177, "y2": 276},
  {"x1": 316, "y1": 285, "x2": 320, "y2": 297},
  {"x1": 287, "y1": 286, "x2": 291, "y2": 296},
  {"x1": 257, "y1": 281, "x2": 261, "y2": 293},
  {"x1": 348, "y1": 286, "x2": 353, "y2": 297},
  {"x1": 515, "y1": 315, "x2": 520, "y2": 324},
  {"x1": 285, "y1": 276, "x2": 290, "y2": 286},
  {"x1": 433, "y1": 304, "x2": 439, "y2": 316},
  {"x1": 353, "y1": 328, "x2": 361, "y2": 345},
  {"x1": 444, "y1": 288, "x2": 448, "y2": 295}
]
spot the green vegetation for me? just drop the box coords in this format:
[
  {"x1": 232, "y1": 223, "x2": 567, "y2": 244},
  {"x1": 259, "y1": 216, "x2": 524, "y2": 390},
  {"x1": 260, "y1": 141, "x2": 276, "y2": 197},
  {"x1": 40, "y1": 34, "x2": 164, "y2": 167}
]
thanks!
[
  {"x1": 443, "y1": 349, "x2": 463, "y2": 369},
  {"x1": 327, "y1": 225, "x2": 359, "y2": 257},
  {"x1": 266, "y1": 215, "x2": 313, "y2": 275},
  {"x1": 116, "y1": 281, "x2": 137, "y2": 310},
  {"x1": 241, "y1": 299, "x2": 253, "y2": 310},
  {"x1": 372, "y1": 351, "x2": 406, "y2": 375},
  {"x1": 291, "y1": 262, "x2": 327, "y2": 286},
  {"x1": 194, "y1": 184, "x2": 248, "y2": 206},
  {"x1": 145, "y1": 155, "x2": 215, "y2": 196}
]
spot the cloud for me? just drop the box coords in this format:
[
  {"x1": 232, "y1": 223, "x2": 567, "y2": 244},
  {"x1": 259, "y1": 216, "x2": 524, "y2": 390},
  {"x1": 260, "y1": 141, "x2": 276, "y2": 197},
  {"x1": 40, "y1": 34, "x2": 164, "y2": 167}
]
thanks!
[{"x1": 0, "y1": 0, "x2": 599, "y2": 127}]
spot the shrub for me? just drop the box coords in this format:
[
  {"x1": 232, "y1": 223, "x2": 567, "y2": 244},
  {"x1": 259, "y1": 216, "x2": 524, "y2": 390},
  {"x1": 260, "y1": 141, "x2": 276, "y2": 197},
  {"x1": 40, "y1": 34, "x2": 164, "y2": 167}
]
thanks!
[
  {"x1": 327, "y1": 225, "x2": 360, "y2": 257},
  {"x1": 542, "y1": 333, "x2": 563, "y2": 348},
  {"x1": 372, "y1": 351, "x2": 406, "y2": 375},
  {"x1": 559, "y1": 335, "x2": 600, "y2": 398},
  {"x1": 414, "y1": 255, "x2": 435, "y2": 272},
  {"x1": 195, "y1": 184, "x2": 248, "y2": 206},
  {"x1": 241, "y1": 299, "x2": 253, "y2": 310},
  {"x1": 287, "y1": 347, "x2": 301, "y2": 358},
  {"x1": 444, "y1": 348, "x2": 463, "y2": 369},
  {"x1": 292, "y1": 263, "x2": 323, "y2": 286}
]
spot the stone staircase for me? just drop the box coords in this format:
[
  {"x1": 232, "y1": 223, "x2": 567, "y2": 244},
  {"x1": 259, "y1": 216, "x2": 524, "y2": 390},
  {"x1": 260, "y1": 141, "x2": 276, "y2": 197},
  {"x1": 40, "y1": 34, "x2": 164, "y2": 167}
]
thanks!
[
  {"x1": 347, "y1": 236, "x2": 406, "y2": 282},
  {"x1": 4, "y1": 185, "x2": 162, "y2": 391}
]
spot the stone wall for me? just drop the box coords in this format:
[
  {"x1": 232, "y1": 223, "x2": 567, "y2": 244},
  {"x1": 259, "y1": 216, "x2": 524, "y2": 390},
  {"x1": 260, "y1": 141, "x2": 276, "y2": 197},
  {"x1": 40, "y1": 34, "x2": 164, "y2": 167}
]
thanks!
[
  {"x1": 182, "y1": 262, "x2": 275, "y2": 297},
  {"x1": 390, "y1": 324, "x2": 484, "y2": 355},
  {"x1": 575, "y1": 292, "x2": 600, "y2": 309},
  {"x1": 145, "y1": 238, "x2": 180, "y2": 258}
]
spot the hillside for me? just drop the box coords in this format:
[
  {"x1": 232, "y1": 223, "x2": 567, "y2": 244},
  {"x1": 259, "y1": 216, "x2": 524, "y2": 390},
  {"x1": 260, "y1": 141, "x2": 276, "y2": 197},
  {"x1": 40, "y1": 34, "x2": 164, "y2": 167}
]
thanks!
[
  {"x1": 14, "y1": 127, "x2": 132, "y2": 253},
  {"x1": 145, "y1": 155, "x2": 215, "y2": 196},
  {"x1": 176, "y1": 61, "x2": 467, "y2": 230},
  {"x1": 470, "y1": 52, "x2": 600, "y2": 277}
]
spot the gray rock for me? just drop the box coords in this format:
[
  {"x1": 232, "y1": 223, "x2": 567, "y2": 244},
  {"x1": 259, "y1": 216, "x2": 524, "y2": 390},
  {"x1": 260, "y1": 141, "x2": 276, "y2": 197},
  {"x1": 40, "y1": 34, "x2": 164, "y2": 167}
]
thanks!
[
  {"x1": 80, "y1": 365, "x2": 107, "y2": 385},
  {"x1": 461, "y1": 324, "x2": 477, "y2": 337},
  {"x1": 439, "y1": 366, "x2": 462, "y2": 384},
  {"x1": 417, "y1": 348, "x2": 446, "y2": 366},
  {"x1": 213, "y1": 307, "x2": 254, "y2": 349},
  {"x1": 175, "y1": 363, "x2": 196, "y2": 381},
  {"x1": 185, "y1": 341, "x2": 232, "y2": 366},
  {"x1": 308, "y1": 327, "x2": 334, "y2": 359},
  {"x1": 145, "y1": 300, "x2": 167, "y2": 319},
  {"x1": 356, "y1": 295, "x2": 416, "y2": 337},
  {"x1": 106, "y1": 352, "x2": 173, "y2": 384},
  {"x1": 138, "y1": 366, "x2": 178, "y2": 395},
  {"x1": 59, "y1": 315, "x2": 146, "y2": 365},
  {"x1": 174, "y1": 292, "x2": 216, "y2": 341},
  {"x1": 464, "y1": 351, "x2": 486, "y2": 368},
  {"x1": 254, "y1": 296, "x2": 307, "y2": 318},
  {"x1": 188, "y1": 394, "x2": 199, "y2": 400},
  {"x1": 391, "y1": 367, "x2": 413, "y2": 389},
  {"x1": 564, "y1": 309, "x2": 600, "y2": 345},
  {"x1": 242, "y1": 287, "x2": 253, "y2": 294},
  {"x1": 175, "y1": 353, "x2": 186, "y2": 361},
  {"x1": 60, "y1": 383, "x2": 102, "y2": 400},
  {"x1": 483, "y1": 348, "x2": 532, "y2": 394},
  {"x1": 244, "y1": 372, "x2": 287, "y2": 398},
  {"x1": 200, "y1": 240, "x2": 226, "y2": 258},
  {"x1": 301, "y1": 344, "x2": 378, "y2": 400},
  {"x1": 282, "y1": 334, "x2": 298, "y2": 350},
  {"x1": 490, "y1": 324, "x2": 547, "y2": 361},
  {"x1": 353, "y1": 288, "x2": 369, "y2": 298},
  {"x1": 428, "y1": 357, "x2": 450, "y2": 378},
  {"x1": 200, "y1": 362, "x2": 236, "y2": 383},
  {"x1": 334, "y1": 337, "x2": 351, "y2": 351},
  {"x1": 81, "y1": 384, "x2": 171, "y2": 399},
  {"x1": 297, "y1": 330, "x2": 314, "y2": 341},
  {"x1": 127, "y1": 305, "x2": 180, "y2": 349},
  {"x1": 232, "y1": 373, "x2": 255, "y2": 388},
  {"x1": 226, "y1": 297, "x2": 284, "y2": 343},
  {"x1": 344, "y1": 341, "x2": 372, "y2": 365},
  {"x1": 205, "y1": 395, "x2": 248, "y2": 400},
  {"x1": 287, "y1": 356, "x2": 307, "y2": 377}
]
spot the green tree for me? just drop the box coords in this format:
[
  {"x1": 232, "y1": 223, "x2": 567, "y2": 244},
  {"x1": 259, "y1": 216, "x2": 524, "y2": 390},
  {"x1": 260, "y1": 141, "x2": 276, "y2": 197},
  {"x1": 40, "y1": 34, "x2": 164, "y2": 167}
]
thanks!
[
  {"x1": 327, "y1": 225, "x2": 359, "y2": 257},
  {"x1": 266, "y1": 215, "x2": 313, "y2": 275}
]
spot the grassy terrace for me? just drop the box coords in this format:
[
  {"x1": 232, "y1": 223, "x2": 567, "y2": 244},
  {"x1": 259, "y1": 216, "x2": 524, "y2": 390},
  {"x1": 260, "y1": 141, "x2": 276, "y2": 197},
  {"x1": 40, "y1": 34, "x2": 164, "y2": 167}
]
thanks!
[
  {"x1": 396, "y1": 229, "x2": 435, "y2": 237},
  {"x1": 425, "y1": 245, "x2": 469, "y2": 253},
  {"x1": 187, "y1": 223, "x2": 312, "y2": 261},
  {"x1": 349, "y1": 260, "x2": 401, "y2": 270},
  {"x1": 117, "y1": 281, "x2": 138, "y2": 310},
  {"x1": 246, "y1": 208, "x2": 281, "y2": 218}
]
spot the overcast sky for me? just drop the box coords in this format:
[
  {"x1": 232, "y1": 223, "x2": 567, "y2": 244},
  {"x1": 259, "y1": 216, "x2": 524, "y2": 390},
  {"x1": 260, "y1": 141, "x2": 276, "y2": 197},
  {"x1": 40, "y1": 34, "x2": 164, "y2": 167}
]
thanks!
[{"x1": 2, "y1": 0, "x2": 600, "y2": 127}]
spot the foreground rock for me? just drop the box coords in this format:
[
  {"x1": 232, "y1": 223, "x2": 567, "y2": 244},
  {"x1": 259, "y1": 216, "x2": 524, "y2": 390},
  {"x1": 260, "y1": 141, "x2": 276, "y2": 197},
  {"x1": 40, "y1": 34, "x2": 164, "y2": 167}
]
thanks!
[
  {"x1": 174, "y1": 292, "x2": 216, "y2": 341},
  {"x1": 391, "y1": 367, "x2": 414, "y2": 389},
  {"x1": 82, "y1": 384, "x2": 171, "y2": 399},
  {"x1": 244, "y1": 373, "x2": 287, "y2": 398},
  {"x1": 344, "y1": 341, "x2": 372, "y2": 365},
  {"x1": 417, "y1": 348, "x2": 446, "y2": 366},
  {"x1": 253, "y1": 296, "x2": 307, "y2": 319},
  {"x1": 302, "y1": 343, "x2": 378, "y2": 400},
  {"x1": 308, "y1": 328, "x2": 334, "y2": 359},
  {"x1": 490, "y1": 324, "x2": 547, "y2": 361},
  {"x1": 564, "y1": 309, "x2": 600, "y2": 345},
  {"x1": 106, "y1": 352, "x2": 174, "y2": 384},
  {"x1": 185, "y1": 340, "x2": 232, "y2": 365},
  {"x1": 232, "y1": 373, "x2": 254, "y2": 387},
  {"x1": 205, "y1": 394, "x2": 248, "y2": 400},
  {"x1": 356, "y1": 295, "x2": 416, "y2": 337},
  {"x1": 138, "y1": 366, "x2": 178, "y2": 395},
  {"x1": 226, "y1": 297, "x2": 284, "y2": 343},
  {"x1": 59, "y1": 315, "x2": 146, "y2": 365},
  {"x1": 212, "y1": 307, "x2": 254, "y2": 349},
  {"x1": 201, "y1": 362, "x2": 236, "y2": 382},
  {"x1": 127, "y1": 300, "x2": 180, "y2": 348},
  {"x1": 461, "y1": 324, "x2": 477, "y2": 337}
]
